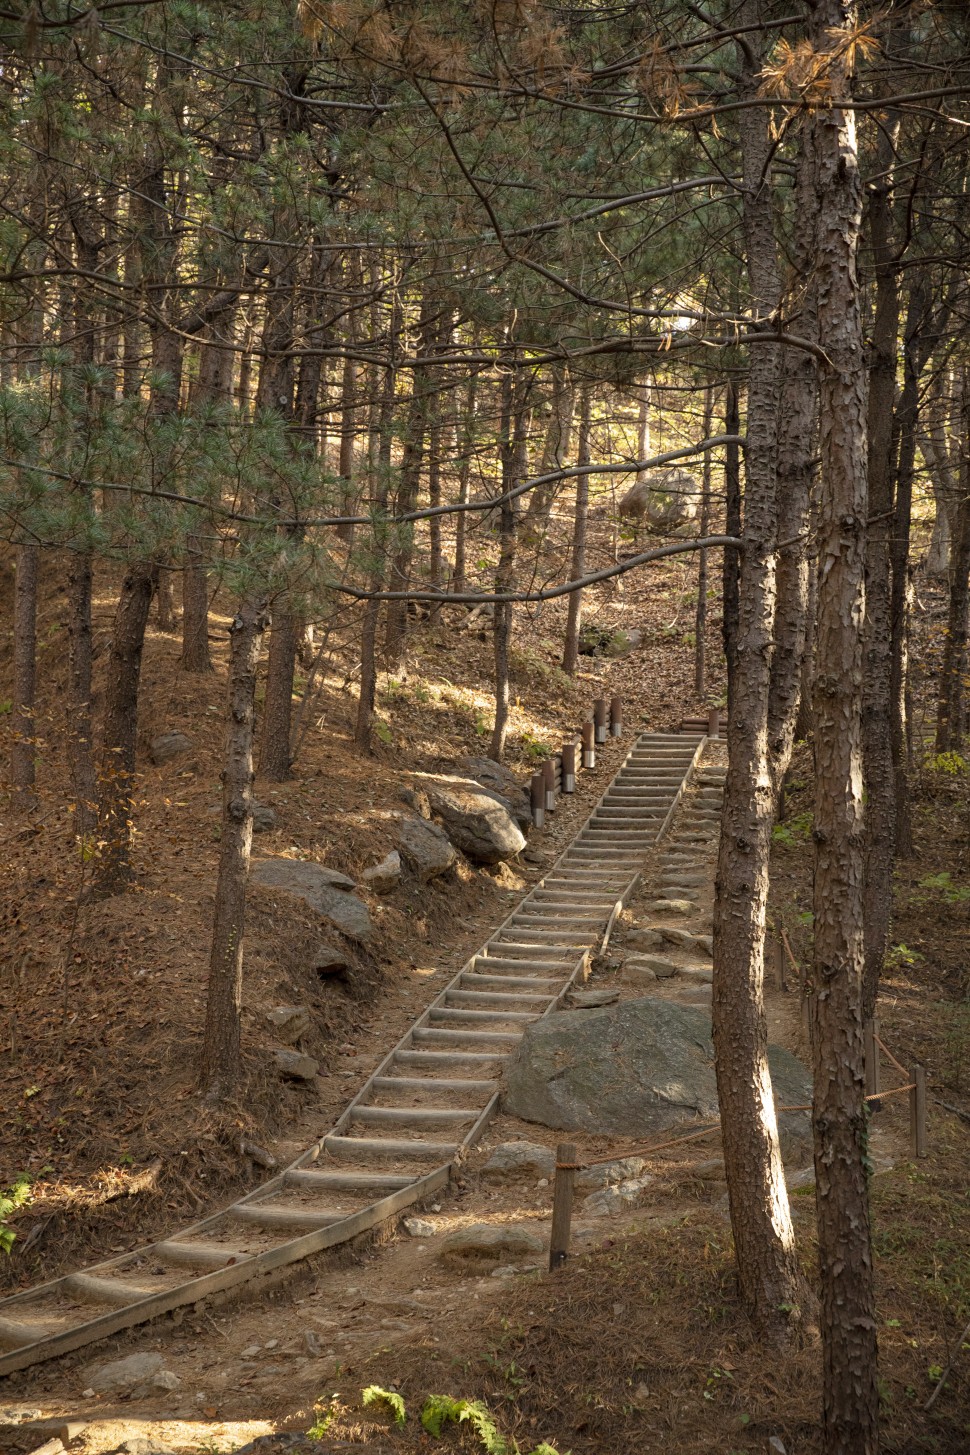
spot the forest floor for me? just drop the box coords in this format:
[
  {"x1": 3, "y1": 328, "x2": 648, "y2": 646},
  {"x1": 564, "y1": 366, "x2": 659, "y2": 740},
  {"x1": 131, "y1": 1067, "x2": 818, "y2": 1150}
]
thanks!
[{"x1": 1, "y1": 529, "x2": 969, "y2": 1455}]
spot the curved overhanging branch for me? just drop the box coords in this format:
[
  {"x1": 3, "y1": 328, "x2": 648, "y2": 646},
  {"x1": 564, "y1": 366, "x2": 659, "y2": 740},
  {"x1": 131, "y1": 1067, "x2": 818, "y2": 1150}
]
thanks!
[{"x1": 330, "y1": 535, "x2": 743, "y2": 605}]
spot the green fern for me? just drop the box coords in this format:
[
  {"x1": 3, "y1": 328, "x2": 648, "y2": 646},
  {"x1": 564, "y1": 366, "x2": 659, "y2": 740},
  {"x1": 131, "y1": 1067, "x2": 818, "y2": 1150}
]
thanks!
[
  {"x1": 0, "y1": 1175, "x2": 32, "y2": 1255},
  {"x1": 362, "y1": 1384, "x2": 407, "y2": 1428},
  {"x1": 419, "y1": 1393, "x2": 565, "y2": 1455}
]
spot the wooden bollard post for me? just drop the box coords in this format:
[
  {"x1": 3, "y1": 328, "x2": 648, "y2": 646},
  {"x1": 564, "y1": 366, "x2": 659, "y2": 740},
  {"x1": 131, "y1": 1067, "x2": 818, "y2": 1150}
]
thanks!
[
  {"x1": 610, "y1": 694, "x2": 623, "y2": 738},
  {"x1": 561, "y1": 741, "x2": 577, "y2": 793},
  {"x1": 549, "y1": 1141, "x2": 577, "y2": 1271},
  {"x1": 910, "y1": 1064, "x2": 927, "y2": 1157},
  {"x1": 530, "y1": 772, "x2": 545, "y2": 830},
  {"x1": 593, "y1": 697, "x2": 609, "y2": 744},
  {"x1": 708, "y1": 707, "x2": 721, "y2": 739},
  {"x1": 770, "y1": 934, "x2": 786, "y2": 992},
  {"x1": 542, "y1": 757, "x2": 556, "y2": 813},
  {"x1": 581, "y1": 720, "x2": 596, "y2": 770}
]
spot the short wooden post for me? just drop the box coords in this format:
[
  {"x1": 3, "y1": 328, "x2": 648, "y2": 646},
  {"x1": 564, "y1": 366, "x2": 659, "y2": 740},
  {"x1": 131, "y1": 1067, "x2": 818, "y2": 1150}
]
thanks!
[
  {"x1": 707, "y1": 707, "x2": 720, "y2": 739},
  {"x1": 770, "y1": 934, "x2": 786, "y2": 992},
  {"x1": 864, "y1": 1018, "x2": 881, "y2": 1110},
  {"x1": 530, "y1": 772, "x2": 545, "y2": 830},
  {"x1": 549, "y1": 1141, "x2": 577, "y2": 1271},
  {"x1": 581, "y1": 720, "x2": 596, "y2": 769},
  {"x1": 594, "y1": 697, "x2": 609, "y2": 744},
  {"x1": 542, "y1": 757, "x2": 556, "y2": 813},
  {"x1": 910, "y1": 1064, "x2": 927, "y2": 1157},
  {"x1": 610, "y1": 694, "x2": 623, "y2": 738},
  {"x1": 561, "y1": 741, "x2": 577, "y2": 793}
]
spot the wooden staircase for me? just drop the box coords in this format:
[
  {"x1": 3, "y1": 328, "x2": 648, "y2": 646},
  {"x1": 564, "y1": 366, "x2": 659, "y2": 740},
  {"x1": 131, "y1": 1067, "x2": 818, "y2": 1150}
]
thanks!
[{"x1": 0, "y1": 730, "x2": 706, "y2": 1379}]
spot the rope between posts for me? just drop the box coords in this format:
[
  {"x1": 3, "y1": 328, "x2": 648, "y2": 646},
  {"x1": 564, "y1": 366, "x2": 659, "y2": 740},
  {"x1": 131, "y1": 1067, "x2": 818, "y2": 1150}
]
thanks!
[
  {"x1": 874, "y1": 1033, "x2": 910, "y2": 1080},
  {"x1": 555, "y1": 1084, "x2": 916, "y2": 1170}
]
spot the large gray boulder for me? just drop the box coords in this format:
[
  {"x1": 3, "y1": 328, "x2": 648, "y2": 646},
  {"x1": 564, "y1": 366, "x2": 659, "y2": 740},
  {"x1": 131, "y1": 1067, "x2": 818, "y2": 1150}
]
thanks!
[
  {"x1": 424, "y1": 778, "x2": 527, "y2": 864},
  {"x1": 458, "y1": 758, "x2": 532, "y2": 831},
  {"x1": 250, "y1": 859, "x2": 371, "y2": 940},
  {"x1": 502, "y1": 997, "x2": 811, "y2": 1157},
  {"x1": 394, "y1": 815, "x2": 457, "y2": 882},
  {"x1": 618, "y1": 468, "x2": 700, "y2": 533}
]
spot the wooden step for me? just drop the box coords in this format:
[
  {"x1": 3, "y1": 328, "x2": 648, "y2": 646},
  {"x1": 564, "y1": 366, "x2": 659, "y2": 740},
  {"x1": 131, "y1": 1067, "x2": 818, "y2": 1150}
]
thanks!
[
  {"x1": 460, "y1": 972, "x2": 560, "y2": 991},
  {"x1": 351, "y1": 1105, "x2": 481, "y2": 1127},
  {"x1": 285, "y1": 1169, "x2": 416, "y2": 1192},
  {"x1": 393, "y1": 1049, "x2": 503, "y2": 1071},
  {"x1": 323, "y1": 1135, "x2": 458, "y2": 1161},
  {"x1": 0, "y1": 1313, "x2": 67, "y2": 1350},
  {"x1": 445, "y1": 988, "x2": 552, "y2": 1007},
  {"x1": 230, "y1": 1204, "x2": 344, "y2": 1230},
  {"x1": 156, "y1": 1241, "x2": 255, "y2": 1268},
  {"x1": 411, "y1": 1027, "x2": 523, "y2": 1046},
  {"x1": 372, "y1": 1075, "x2": 497, "y2": 1095},
  {"x1": 427, "y1": 1006, "x2": 539, "y2": 1025},
  {"x1": 65, "y1": 1273, "x2": 163, "y2": 1307}
]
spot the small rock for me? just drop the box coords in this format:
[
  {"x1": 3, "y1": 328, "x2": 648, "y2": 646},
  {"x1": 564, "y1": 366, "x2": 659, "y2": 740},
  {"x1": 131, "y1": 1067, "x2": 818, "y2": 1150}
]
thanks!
[
  {"x1": 265, "y1": 1005, "x2": 312, "y2": 1044},
  {"x1": 399, "y1": 786, "x2": 432, "y2": 818},
  {"x1": 624, "y1": 928, "x2": 664, "y2": 951},
  {"x1": 657, "y1": 886, "x2": 700, "y2": 901},
  {"x1": 118, "y1": 1441, "x2": 178, "y2": 1455},
  {"x1": 646, "y1": 899, "x2": 694, "y2": 915},
  {"x1": 303, "y1": 1329, "x2": 322, "y2": 1357},
  {"x1": 362, "y1": 850, "x2": 402, "y2": 893},
  {"x1": 694, "y1": 1158, "x2": 725, "y2": 1180},
  {"x1": 313, "y1": 943, "x2": 350, "y2": 976},
  {"x1": 490, "y1": 1265, "x2": 520, "y2": 1279},
  {"x1": 654, "y1": 926, "x2": 693, "y2": 947},
  {"x1": 86, "y1": 1352, "x2": 165, "y2": 1395},
  {"x1": 241, "y1": 1345, "x2": 262, "y2": 1358},
  {"x1": 582, "y1": 1176, "x2": 653, "y2": 1217},
  {"x1": 251, "y1": 801, "x2": 277, "y2": 833},
  {"x1": 264, "y1": 1339, "x2": 279, "y2": 1349},
  {"x1": 395, "y1": 816, "x2": 457, "y2": 882},
  {"x1": 439, "y1": 1224, "x2": 544, "y2": 1267},
  {"x1": 481, "y1": 1141, "x2": 556, "y2": 1181},
  {"x1": 635, "y1": 955, "x2": 681, "y2": 978},
  {"x1": 694, "y1": 935, "x2": 714, "y2": 955},
  {"x1": 250, "y1": 860, "x2": 371, "y2": 940},
  {"x1": 768, "y1": 1439, "x2": 787, "y2": 1455},
  {"x1": 622, "y1": 958, "x2": 658, "y2": 985},
  {"x1": 0, "y1": 1408, "x2": 43, "y2": 1424},
  {"x1": 567, "y1": 987, "x2": 620, "y2": 1008},
  {"x1": 679, "y1": 966, "x2": 713, "y2": 984},
  {"x1": 272, "y1": 1049, "x2": 319, "y2": 1081},
  {"x1": 660, "y1": 871, "x2": 707, "y2": 887},
  {"x1": 403, "y1": 1217, "x2": 435, "y2": 1238},
  {"x1": 149, "y1": 732, "x2": 193, "y2": 765},
  {"x1": 575, "y1": 1156, "x2": 646, "y2": 1192},
  {"x1": 57, "y1": 1423, "x2": 88, "y2": 1446}
]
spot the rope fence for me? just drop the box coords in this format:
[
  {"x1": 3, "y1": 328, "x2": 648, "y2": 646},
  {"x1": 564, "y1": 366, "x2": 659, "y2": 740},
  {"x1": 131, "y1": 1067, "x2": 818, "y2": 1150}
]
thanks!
[{"x1": 547, "y1": 1022, "x2": 929, "y2": 1271}]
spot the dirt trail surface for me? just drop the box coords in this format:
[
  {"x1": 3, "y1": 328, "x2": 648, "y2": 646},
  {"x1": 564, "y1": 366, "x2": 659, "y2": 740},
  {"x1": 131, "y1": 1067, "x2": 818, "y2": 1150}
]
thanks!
[{"x1": 0, "y1": 740, "x2": 919, "y2": 1455}]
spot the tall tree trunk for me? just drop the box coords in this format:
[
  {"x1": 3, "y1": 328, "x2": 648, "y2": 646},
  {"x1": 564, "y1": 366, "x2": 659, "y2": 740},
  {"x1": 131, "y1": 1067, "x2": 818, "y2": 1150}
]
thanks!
[
  {"x1": 811, "y1": 6, "x2": 879, "y2": 1447},
  {"x1": 10, "y1": 543, "x2": 39, "y2": 809},
  {"x1": 451, "y1": 363, "x2": 479, "y2": 595},
  {"x1": 92, "y1": 563, "x2": 158, "y2": 897},
  {"x1": 562, "y1": 385, "x2": 592, "y2": 675},
  {"x1": 889, "y1": 291, "x2": 923, "y2": 852},
  {"x1": 935, "y1": 374, "x2": 970, "y2": 752},
  {"x1": 335, "y1": 276, "x2": 359, "y2": 545},
  {"x1": 768, "y1": 136, "x2": 817, "y2": 798},
  {"x1": 66, "y1": 551, "x2": 97, "y2": 836},
  {"x1": 522, "y1": 365, "x2": 575, "y2": 535},
  {"x1": 711, "y1": 13, "x2": 801, "y2": 1339},
  {"x1": 355, "y1": 299, "x2": 399, "y2": 752},
  {"x1": 384, "y1": 292, "x2": 437, "y2": 668},
  {"x1": 721, "y1": 380, "x2": 742, "y2": 718},
  {"x1": 490, "y1": 372, "x2": 530, "y2": 762},
  {"x1": 199, "y1": 599, "x2": 269, "y2": 1100},
  {"x1": 860, "y1": 122, "x2": 900, "y2": 1022},
  {"x1": 694, "y1": 387, "x2": 714, "y2": 698}
]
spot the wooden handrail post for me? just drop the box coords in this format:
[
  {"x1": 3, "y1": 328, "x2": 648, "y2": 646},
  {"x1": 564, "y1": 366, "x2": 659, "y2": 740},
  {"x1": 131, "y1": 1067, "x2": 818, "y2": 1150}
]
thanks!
[
  {"x1": 581, "y1": 720, "x2": 595, "y2": 769},
  {"x1": 910, "y1": 1064, "x2": 927, "y2": 1157},
  {"x1": 593, "y1": 697, "x2": 609, "y2": 744},
  {"x1": 530, "y1": 772, "x2": 545, "y2": 830},
  {"x1": 549, "y1": 1142, "x2": 577, "y2": 1272},
  {"x1": 541, "y1": 756, "x2": 556, "y2": 813},
  {"x1": 610, "y1": 694, "x2": 623, "y2": 738},
  {"x1": 561, "y1": 741, "x2": 577, "y2": 793}
]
